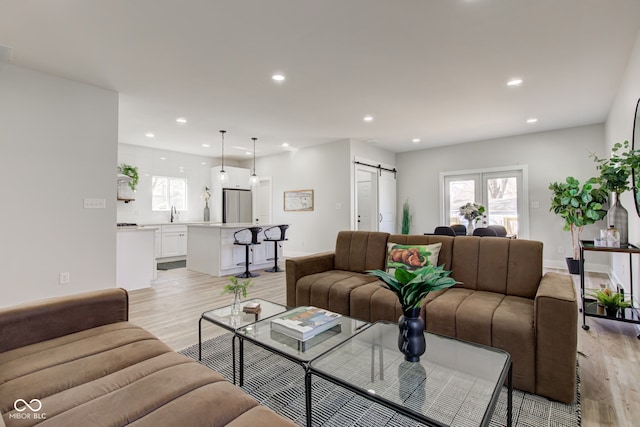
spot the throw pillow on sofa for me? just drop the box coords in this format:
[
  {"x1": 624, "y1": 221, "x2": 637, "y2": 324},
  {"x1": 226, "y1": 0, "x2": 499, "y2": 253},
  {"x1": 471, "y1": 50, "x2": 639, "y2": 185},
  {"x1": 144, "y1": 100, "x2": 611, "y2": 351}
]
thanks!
[{"x1": 386, "y1": 242, "x2": 442, "y2": 273}]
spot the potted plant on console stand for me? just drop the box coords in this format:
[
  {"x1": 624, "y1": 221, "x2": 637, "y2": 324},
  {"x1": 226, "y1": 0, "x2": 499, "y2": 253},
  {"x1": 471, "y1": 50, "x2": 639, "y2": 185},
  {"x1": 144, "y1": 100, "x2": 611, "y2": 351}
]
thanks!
[{"x1": 549, "y1": 176, "x2": 607, "y2": 274}]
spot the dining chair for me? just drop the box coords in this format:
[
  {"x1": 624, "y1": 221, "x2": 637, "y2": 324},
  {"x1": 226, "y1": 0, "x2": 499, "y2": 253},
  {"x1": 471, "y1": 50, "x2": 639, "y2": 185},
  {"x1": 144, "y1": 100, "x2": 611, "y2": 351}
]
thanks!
[
  {"x1": 472, "y1": 227, "x2": 498, "y2": 237},
  {"x1": 434, "y1": 226, "x2": 456, "y2": 236}
]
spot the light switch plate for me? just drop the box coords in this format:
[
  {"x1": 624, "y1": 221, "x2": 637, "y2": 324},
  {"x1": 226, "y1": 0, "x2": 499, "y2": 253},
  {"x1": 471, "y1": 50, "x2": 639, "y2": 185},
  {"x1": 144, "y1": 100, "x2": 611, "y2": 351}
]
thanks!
[{"x1": 84, "y1": 198, "x2": 106, "y2": 209}]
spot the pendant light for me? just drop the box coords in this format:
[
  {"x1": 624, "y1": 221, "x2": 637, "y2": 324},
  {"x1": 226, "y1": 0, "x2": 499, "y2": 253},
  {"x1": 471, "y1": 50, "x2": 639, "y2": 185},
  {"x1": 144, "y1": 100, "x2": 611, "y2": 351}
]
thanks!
[
  {"x1": 249, "y1": 137, "x2": 259, "y2": 187},
  {"x1": 218, "y1": 130, "x2": 228, "y2": 184}
]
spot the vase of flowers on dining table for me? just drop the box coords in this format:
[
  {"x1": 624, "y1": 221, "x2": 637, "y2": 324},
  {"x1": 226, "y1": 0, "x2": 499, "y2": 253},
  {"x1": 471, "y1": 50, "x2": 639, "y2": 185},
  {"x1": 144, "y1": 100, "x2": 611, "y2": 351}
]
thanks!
[{"x1": 459, "y1": 202, "x2": 485, "y2": 234}]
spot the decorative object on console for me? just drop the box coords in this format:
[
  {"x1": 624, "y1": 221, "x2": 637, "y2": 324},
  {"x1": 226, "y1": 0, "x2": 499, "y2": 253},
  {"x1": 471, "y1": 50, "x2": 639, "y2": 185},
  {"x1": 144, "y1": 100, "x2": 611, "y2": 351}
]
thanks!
[
  {"x1": 591, "y1": 140, "x2": 640, "y2": 245},
  {"x1": 201, "y1": 186, "x2": 211, "y2": 221},
  {"x1": 588, "y1": 287, "x2": 631, "y2": 318},
  {"x1": 218, "y1": 130, "x2": 228, "y2": 184},
  {"x1": 249, "y1": 137, "x2": 259, "y2": 188},
  {"x1": 222, "y1": 276, "x2": 254, "y2": 315},
  {"x1": 549, "y1": 176, "x2": 608, "y2": 274},
  {"x1": 367, "y1": 265, "x2": 458, "y2": 362}
]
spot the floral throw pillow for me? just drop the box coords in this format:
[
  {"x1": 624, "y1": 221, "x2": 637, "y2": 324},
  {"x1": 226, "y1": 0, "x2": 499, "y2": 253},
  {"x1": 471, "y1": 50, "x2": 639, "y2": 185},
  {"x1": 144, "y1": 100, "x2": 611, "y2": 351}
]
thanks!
[{"x1": 386, "y1": 242, "x2": 442, "y2": 273}]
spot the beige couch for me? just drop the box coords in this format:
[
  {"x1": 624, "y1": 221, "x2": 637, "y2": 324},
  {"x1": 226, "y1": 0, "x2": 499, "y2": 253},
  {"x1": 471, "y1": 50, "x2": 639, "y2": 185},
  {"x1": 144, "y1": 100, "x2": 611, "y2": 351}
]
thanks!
[
  {"x1": 0, "y1": 289, "x2": 296, "y2": 427},
  {"x1": 286, "y1": 231, "x2": 578, "y2": 404}
]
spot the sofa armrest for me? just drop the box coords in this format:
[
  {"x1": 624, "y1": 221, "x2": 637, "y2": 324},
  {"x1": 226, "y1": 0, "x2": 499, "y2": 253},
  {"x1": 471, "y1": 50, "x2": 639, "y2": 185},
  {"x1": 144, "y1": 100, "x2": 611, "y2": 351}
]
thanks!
[
  {"x1": 534, "y1": 272, "x2": 577, "y2": 403},
  {"x1": 0, "y1": 288, "x2": 129, "y2": 354},
  {"x1": 285, "y1": 252, "x2": 335, "y2": 307}
]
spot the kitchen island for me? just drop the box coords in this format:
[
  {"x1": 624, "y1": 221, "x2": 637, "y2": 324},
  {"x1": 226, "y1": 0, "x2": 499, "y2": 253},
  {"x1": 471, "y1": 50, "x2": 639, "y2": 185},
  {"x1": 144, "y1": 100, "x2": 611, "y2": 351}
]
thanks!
[{"x1": 186, "y1": 223, "x2": 283, "y2": 277}]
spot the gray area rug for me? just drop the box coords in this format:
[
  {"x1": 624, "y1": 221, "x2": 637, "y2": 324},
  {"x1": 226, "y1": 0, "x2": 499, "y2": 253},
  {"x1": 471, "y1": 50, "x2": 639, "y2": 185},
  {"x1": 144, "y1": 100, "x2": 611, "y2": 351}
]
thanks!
[
  {"x1": 156, "y1": 260, "x2": 186, "y2": 270},
  {"x1": 180, "y1": 334, "x2": 580, "y2": 426}
]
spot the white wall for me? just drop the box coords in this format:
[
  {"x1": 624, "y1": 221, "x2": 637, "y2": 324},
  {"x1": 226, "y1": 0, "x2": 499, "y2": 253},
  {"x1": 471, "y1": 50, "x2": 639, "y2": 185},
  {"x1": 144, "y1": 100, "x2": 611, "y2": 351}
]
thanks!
[
  {"x1": 396, "y1": 124, "x2": 609, "y2": 269},
  {"x1": 246, "y1": 140, "x2": 352, "y2": 254},
  {"x1": 0, "y1": 65, "x2": 118, "y2": 307},
  {"x1": 117, "y1": 143, "x2": 216, "y2": 224},
  {"x1": 605, "y1": 27, "x2": 640, "y2": 294}
]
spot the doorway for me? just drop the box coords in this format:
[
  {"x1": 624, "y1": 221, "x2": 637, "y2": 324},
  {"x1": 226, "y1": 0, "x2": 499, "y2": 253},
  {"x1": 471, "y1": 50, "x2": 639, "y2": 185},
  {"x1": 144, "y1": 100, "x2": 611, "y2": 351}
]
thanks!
[
  {"x1": 355, "y1": 161, "x2": 397, "y2": 233},
  {"x1": 442, "y1": 166, "x2": 528, "y2": 238},
  {"x1": 254, "y1": 177, "x2": 272, "y2": 225}
]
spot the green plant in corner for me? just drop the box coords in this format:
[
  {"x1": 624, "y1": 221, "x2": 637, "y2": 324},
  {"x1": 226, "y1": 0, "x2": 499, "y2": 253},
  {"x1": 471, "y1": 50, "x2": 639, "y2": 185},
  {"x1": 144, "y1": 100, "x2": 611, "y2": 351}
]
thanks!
[
  {"x1": 367, "y1": 265, "x2": 459, "y2": 311},
  {"x1": 549, "y1": 176, "x2": 607, "y2": 261},
  {"x1": 118, "y1": 163, "x2": 139, "y2": 191},
  {"x1": 401, "y1": 199, "x2": 412, "y2": 234}
]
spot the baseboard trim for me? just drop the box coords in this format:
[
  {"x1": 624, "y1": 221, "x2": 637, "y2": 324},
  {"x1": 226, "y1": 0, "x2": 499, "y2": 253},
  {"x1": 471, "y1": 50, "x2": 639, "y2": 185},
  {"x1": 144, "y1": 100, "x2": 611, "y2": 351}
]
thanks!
[{"x1": 543, "y1": 259, "x2": 609, "y2": 274}]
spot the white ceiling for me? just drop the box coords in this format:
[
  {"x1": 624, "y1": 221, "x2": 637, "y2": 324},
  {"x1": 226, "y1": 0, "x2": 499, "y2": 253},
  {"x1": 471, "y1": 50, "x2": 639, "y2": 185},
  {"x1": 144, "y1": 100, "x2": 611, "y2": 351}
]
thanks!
[{"x1": 1, "y1": 0, "x2": 639, "y2": 160}]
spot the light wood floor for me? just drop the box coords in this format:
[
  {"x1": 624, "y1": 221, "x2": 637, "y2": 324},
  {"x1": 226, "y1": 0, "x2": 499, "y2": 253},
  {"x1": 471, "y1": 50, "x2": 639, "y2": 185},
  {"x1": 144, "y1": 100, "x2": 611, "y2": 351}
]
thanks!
[{"x1": 128, "y1": 267, "x2": 640, "y2": 427}]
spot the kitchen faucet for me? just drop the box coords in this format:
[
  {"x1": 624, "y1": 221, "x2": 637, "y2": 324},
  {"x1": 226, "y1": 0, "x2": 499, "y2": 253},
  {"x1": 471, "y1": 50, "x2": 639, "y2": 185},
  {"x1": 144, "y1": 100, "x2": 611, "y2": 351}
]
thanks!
[{"x1": 170, "y1": 206, "x2": 177, "y2": 223}]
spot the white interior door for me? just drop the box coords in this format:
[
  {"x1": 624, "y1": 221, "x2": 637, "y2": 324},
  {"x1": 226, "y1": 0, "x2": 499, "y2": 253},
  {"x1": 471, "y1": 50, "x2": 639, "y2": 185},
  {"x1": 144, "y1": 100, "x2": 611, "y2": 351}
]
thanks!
[
  {"x1": 356, "y1": 169, "x2": 376, "y2": 231},
  {"x1": 255, "y1": 177, "x2": 272, "y2": 225},
  {"x1": 378, "y1": 169, "x2": 396, "y2": 233}
]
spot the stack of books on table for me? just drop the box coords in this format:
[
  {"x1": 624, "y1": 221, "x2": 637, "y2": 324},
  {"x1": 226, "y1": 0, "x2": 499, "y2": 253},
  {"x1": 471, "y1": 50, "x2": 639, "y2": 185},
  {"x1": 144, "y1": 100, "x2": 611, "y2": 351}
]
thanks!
[{"x1": 270, "y1": 306, "x2": 342, "y2": 341}]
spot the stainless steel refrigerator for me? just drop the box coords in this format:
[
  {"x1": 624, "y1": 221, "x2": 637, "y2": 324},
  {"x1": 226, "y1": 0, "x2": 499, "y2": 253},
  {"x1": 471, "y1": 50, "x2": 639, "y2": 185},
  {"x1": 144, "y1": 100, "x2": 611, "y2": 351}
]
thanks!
[{"x1": 222, "y1": 188, "x2": 252, "y2": 223}]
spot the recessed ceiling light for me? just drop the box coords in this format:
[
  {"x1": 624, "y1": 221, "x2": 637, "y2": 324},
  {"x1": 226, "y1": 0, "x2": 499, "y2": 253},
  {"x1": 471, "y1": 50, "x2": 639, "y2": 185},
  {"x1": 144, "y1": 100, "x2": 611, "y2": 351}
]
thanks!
[
  {"x1": 282, "y1": 142, "x2": 289, "y2": 147},
  {"x1": 412, "y1": 138, "x2": 421, "y2": 143},
  {"x1": 507, "y1": 79, "x2": 523, "y2": 87},
  {"x1": 145, "y1": 132, "x2": 155, "y2": 138},
  {"x1": 201, "y1": 162, "x2": 208, "y2": 165},
  {"x1": 272, "y1": 73, "x2": 285, "y2": 82},
  {"x1": 526, "y1": 118, "x2": 538, "y2": 124},
  {"x1": 246, "y1": 151, "x2": 252, "y2": 155},
  {"x1": 176, "y1": 117, "x2": 187, "y2": 124},
  {"x1": 202, "y1": 143, "x2": 210, "y2": 148},
  {"x1": 363, "y1": 115, "x2": 374, "y2": 122},
  {"x1": 159, "y1": 157, "x2": 166, "y2": 160}
]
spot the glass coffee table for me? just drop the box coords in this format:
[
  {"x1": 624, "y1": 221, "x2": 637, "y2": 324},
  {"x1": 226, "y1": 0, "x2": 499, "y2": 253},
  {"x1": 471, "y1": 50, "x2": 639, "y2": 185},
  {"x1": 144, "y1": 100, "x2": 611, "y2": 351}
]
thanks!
[
  {"x1": 199, "y1": 298, "x2": 288, "y2": 383},
  {"x1": 234, "y1": 308, "x2": 370, "y2": 387},
  {"x1": 307, "y1": 321, "x2": 512, "y2": 427}
]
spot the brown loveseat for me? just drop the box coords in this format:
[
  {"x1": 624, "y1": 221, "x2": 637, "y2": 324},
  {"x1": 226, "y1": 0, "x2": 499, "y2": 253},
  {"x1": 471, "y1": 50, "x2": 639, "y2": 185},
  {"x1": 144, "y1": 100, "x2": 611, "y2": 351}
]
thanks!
[
  {"x1": 0, "y1": 289, "x2": 296, "y2": 427},
  {"x1": 286, "y1": 231, "x2": 578, "y2": 404}
]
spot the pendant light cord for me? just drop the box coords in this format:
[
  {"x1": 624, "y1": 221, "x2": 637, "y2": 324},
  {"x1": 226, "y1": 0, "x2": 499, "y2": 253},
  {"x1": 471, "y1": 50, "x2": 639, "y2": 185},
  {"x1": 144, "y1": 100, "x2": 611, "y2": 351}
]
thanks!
[
  {"x1": 220, "y1": 130, "x2": 226, "y2": 170},
  {"x1": 252, "y1": 137, "x2": 257, "y2": 175}
]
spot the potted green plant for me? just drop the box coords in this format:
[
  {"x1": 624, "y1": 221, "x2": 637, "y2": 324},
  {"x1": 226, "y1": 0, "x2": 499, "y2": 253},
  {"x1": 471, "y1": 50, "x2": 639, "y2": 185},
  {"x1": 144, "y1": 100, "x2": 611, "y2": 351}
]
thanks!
[
  {"x1": 118, "y1": 163, "x2": 139, "y2": 191},
  {"x1": 459, "y1": 202, "x2": 485, "y2": 234},
  {"x1": 401, "y1": 199, "x2": 412, "y2": 234},
  {"x1": 222, "y1": 276, "x2": 253, "y2": 314},
  {"x1": 549, "y1": 176, "x2": 607, "y2": 274},
  {"x1": 367, "y1": 265, "x2": 458, "y2": 361},
  {"x1": 588, "y1": 287, "x2": 631, "y2": 317}
]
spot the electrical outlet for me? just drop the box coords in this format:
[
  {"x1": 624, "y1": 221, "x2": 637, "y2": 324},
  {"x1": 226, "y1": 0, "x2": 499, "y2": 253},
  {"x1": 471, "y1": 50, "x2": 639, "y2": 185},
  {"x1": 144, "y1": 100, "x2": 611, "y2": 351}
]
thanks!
[{"x1": 59, "y1": 272, "x2": 70, "y2": 284}]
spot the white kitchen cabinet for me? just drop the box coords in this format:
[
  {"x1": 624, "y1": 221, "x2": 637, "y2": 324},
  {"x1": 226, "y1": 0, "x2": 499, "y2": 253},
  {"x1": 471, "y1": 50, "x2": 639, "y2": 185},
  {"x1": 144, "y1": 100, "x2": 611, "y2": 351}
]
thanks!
[
  {"x1": 117, "y1": 228, "x2": 155, "y2": 290},
  {"x1": 160, "y1": 225, "x2": 188, "y2": 257}
]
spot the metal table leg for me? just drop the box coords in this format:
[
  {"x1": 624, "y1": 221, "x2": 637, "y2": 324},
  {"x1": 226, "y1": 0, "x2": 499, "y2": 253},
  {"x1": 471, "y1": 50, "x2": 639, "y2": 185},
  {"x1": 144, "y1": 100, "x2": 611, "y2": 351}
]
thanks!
[
  {"x1": 239, "y1": 336, "x2": 245, "y2": 387},
  {"x1": 232, "y1": 335, "x2": 237, "y2": 384},
  {"x1": 507, "y1": 363, "x2": 513, "y2": 427},
  {"x1": 198, "y1": 316, "x2": 203, "y2": 360},
  {"x1": 305, "y1": 370, "x2": 313, "y2": 427}
]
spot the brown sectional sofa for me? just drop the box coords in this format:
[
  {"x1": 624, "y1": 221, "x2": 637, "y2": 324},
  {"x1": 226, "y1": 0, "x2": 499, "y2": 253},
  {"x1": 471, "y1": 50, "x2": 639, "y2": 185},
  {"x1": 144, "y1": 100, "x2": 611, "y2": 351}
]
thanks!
[
  {"x1": 286, "y1": 230, "x2": 578, "y2": 404},
  {"x1": 0, "y1": 288, "x2": 296, "y2": 427}
]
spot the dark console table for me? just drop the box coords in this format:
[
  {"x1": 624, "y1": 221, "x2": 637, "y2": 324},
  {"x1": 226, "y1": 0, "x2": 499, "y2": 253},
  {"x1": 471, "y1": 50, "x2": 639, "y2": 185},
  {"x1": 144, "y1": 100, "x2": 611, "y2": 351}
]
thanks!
[{"x1": 579, "y1": 240, "x2": 640, "y2": 339}]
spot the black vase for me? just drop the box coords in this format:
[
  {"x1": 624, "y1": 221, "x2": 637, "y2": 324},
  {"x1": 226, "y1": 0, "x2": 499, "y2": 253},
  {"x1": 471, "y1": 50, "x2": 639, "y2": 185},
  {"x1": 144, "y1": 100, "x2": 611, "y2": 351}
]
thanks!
[{"x1": 398, "y1": 307, "x2": 426, "y2": 362}]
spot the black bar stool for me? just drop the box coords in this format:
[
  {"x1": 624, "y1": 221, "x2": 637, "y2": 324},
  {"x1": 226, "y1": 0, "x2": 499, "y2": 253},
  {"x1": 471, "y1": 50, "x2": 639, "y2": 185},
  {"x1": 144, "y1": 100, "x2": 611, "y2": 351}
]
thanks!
[
  {"x1": 234, "y1": 227, "x2": 262, "y2": 278},
  {"x1": 264, "y1": 225, "x2": 289, "y2": 273}
]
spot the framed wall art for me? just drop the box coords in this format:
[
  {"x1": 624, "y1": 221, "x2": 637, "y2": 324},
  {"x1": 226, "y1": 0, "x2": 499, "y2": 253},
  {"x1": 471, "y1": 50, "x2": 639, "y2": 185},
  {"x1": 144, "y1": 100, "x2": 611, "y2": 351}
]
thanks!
[{"x1": 284, "y1": 189, "x2": 314, "y2": 211}]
